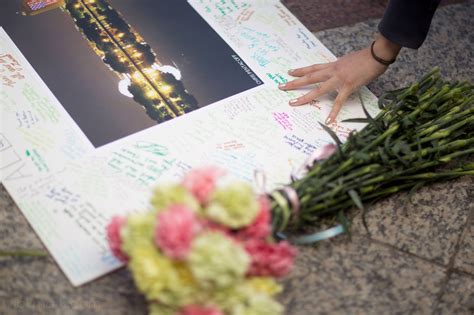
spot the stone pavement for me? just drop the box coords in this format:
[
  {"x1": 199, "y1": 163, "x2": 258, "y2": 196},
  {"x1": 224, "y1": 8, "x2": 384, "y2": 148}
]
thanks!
[{"x1": 1, "y1": 1, "x2": 473, "y2": 314}]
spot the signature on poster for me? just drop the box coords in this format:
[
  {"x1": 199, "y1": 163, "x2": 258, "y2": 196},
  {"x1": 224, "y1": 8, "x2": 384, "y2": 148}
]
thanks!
[{"x1": 0, "y1": 53, "x2": 25, "y2": 87}]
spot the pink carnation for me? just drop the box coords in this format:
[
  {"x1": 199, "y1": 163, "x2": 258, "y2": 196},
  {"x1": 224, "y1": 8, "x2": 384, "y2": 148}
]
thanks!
[
  {"x1": 182, "y1": 167, "x2": 225, "y2": 204},
  {"x1": 237, "y1": 196, "x2": 271, "y2": 240},
  {"x1": 106, "y1": 216, "x2": 128, "y2": 262},
  {"x1": 177, "y1": 305, "x2": 223, "y2": 315},
  {"x1": 245, "y1": 240, "x2": 296, "y2": 277},
  {"x1": 154, "y1": 205, "x2": 201, "y2": 260}
]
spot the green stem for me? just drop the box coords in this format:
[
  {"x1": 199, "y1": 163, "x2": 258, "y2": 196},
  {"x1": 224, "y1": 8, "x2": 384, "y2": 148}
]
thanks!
[{"x1": 0, "y1": 250, "x2": 48, "y2": 257}]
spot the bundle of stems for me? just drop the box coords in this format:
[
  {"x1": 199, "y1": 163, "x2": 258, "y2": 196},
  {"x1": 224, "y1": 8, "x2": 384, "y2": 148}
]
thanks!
[{"x1": 271, "y1": 68, "x2": 474, "y2": 233}]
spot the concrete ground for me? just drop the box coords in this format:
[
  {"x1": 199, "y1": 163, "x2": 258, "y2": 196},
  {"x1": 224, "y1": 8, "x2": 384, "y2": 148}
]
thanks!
[{"x1": 1, "y1": 1, "x2": 473, "y2": 314}]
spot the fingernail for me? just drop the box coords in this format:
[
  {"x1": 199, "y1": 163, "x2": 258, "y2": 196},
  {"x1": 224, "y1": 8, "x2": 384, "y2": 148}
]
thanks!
[
  {"x1": 325, "y1": 117, "x2": 333, "y2": 125},
  {"x1": 288, "y1": 69, "x2": 294, "y2": 74},
  {"x1": 279, "y1": 83, "x2": 286, "y2": 89},
  {"x1": 289, "y1": 99, "x2": 299, "y2": 106}
]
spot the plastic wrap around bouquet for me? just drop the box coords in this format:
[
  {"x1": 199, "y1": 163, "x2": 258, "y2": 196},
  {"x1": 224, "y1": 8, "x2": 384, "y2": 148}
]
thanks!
[{"x1": 107, "y1": 167, "x2": 296, "y2": 315}]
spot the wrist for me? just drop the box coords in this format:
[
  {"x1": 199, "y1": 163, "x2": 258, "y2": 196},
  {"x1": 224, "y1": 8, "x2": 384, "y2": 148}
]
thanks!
[{"x1": 373, "y1": 34, "x2": 401, "y2": 61}]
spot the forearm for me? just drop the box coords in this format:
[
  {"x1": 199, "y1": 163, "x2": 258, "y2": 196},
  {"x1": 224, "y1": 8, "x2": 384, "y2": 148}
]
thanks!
[{"x1": 379, "y1": 0, "x2": 441, "y2": 49}]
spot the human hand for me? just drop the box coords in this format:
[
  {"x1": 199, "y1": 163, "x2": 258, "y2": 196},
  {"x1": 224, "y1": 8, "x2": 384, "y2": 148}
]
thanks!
[{"x1": 279, "y1": 35, "x2": 401, "y2": 124}]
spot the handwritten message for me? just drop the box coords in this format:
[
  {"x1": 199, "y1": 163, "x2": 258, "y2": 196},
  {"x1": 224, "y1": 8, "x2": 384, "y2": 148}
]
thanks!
[{"x1": 0, "y1": 53, "x2": 24, "y2": 87}]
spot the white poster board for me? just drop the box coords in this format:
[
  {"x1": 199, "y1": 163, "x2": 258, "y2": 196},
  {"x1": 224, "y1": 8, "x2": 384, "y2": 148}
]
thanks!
[{"x1": 0, "y1": 0, "x2": 378, "y2": 286}]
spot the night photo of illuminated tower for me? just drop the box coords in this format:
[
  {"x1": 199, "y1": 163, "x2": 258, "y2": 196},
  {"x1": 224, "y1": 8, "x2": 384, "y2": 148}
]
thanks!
[{"x1": 62, "y1": 0, "x2": 199, "y2": 123}]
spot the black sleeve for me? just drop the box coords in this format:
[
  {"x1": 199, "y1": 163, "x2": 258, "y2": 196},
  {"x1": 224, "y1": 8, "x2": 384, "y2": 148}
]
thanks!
[{"x1": 378, "y1": 0, "x2": 441, "y2": 49}]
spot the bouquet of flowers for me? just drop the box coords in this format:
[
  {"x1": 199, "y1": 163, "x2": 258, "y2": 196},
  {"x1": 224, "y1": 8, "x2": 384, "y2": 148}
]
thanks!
[
  {"x1": 107, "y1": 168, "x2": 296, "y2": 315},
  {"x1": 106, "y1": 69, "x2": 472, "y2": 314}
]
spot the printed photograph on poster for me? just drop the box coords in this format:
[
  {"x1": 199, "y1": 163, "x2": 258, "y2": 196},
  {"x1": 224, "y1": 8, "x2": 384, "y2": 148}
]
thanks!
[{"x1": 0, "y1": 0, "x2": 262, "y2": 147}]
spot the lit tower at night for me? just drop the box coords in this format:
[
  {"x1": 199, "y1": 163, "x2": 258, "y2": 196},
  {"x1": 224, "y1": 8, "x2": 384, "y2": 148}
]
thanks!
[
  {"x1": 62, "y1": 0, "x2": 199, "y2": 123},
  {"x1": 21, "y1": 0, "x2": 64, "y2": 16}
]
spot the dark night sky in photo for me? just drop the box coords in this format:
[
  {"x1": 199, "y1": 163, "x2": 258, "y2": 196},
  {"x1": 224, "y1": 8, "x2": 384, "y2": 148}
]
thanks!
[{"x1": 0, "y1": 0, "x2": 261, "y2": 147}]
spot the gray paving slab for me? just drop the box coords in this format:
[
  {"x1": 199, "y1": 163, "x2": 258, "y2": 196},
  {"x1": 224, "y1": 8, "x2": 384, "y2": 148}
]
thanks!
[{"x1": 280, "y1": 236, "x2": 447, "y2": 315}]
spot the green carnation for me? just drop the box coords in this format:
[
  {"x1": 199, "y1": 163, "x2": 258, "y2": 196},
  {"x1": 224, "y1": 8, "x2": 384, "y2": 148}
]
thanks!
[
  {"x1": 151, "y1": 184, "x2": 200, "y2": 213},
  {"x1": 128, "y1": 243, "x2": 177, "y2": 300},
  {"x1": 128, "y1": 242, "x2": 200, "y2": 305},
  {"x1": 188, "y1": 232, "x2": 250, "y2": 289},
  {"x1": 121, "y1": 213, "x2": 155, "y2": 256},
  {"x1": 233, "y1": 294, "x2": 283, "y2": 315},
  {"x1": 149, "y1": 303, "x2": 176, "y2": 315},
  {"x1": 246, "y1": 277, "x2": 282, "y2": 296},
  {"x1": 210, "y1": 279, "x2": 283, "y2": 315},
  {"x1": 205, "y1": 182, "x2": 259, "y2": 228}
]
